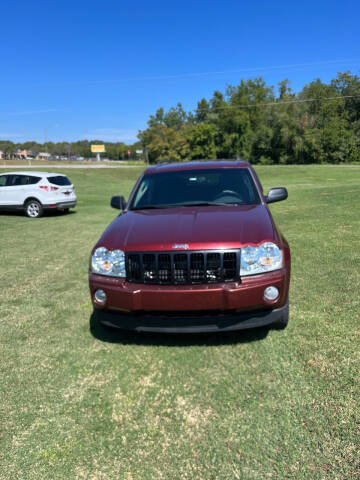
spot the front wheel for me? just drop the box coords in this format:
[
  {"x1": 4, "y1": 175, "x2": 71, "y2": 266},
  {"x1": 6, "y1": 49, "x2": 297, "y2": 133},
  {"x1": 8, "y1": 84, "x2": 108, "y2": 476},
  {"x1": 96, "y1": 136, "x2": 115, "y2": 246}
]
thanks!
[{"x1": 25, "y1": 200, "x2": 43, "y2": 218}]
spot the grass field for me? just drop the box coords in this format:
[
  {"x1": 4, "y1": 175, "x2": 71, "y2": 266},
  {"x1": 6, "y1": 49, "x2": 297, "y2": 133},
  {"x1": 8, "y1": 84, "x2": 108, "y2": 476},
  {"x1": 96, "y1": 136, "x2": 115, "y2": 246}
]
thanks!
[{"x1": 0, "y1": 165, "x2": 359, "y2": 479}]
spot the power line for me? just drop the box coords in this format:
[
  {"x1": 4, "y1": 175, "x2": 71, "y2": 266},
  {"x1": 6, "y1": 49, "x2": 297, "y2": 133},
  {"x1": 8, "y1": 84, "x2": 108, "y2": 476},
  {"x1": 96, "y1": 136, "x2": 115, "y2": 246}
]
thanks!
[
  {"x1": 1, "y1": 59, "x2": 360, "y2": 88},
  {"x1": 192, "y1": 94, "x2": 360, "y2": 113},
  {"x1": 51, "y1": 59, "x2": 360, "y2": 86}
]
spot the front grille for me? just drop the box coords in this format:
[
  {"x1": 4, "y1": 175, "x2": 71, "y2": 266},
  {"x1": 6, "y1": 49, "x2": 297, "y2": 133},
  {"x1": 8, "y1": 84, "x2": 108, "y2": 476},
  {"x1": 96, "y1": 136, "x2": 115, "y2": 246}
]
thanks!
[{"x1": 126, "y1": 250, "x2": 240, "y2": 285}]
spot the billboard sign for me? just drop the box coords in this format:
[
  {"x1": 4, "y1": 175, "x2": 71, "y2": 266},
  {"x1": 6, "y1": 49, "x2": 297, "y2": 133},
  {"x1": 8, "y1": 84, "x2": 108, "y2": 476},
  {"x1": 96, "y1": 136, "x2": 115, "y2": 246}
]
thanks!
[{"x1": 91, "y1": 145, "x2": 105, "y2": 153}]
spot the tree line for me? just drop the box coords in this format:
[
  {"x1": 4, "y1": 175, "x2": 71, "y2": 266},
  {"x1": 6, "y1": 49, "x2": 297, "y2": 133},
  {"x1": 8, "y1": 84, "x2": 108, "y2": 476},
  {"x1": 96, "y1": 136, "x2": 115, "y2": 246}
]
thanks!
[
  {"x1": 0, "y1": 139, "x2": 136, "y2": 160},
  {"x1": 1, "y1": 72, "x2": 359, "y2": 164},
  {"x1": 138, "y1": 71, "x2": 360, "y2": 164}
]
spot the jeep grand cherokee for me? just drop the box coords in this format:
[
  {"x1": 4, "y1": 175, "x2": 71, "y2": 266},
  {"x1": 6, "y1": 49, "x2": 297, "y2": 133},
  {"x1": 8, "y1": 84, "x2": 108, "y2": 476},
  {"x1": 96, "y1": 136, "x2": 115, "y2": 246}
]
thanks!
[{"x1": 89, "y1": 161, "x2": 290, "y2": 333}]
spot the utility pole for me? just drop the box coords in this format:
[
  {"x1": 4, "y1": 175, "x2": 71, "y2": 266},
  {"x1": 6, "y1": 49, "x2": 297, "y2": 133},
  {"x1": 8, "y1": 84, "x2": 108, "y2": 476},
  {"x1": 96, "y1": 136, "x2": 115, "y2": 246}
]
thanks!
[{"x1": 44, "y1": 128, "x2": 48, "y2": 153}]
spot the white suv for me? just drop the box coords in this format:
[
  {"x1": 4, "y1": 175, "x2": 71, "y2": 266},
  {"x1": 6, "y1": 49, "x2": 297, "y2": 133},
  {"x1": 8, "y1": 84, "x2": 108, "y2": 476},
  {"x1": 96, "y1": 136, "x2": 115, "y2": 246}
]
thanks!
[{"x1": 0, "y1": 171, "x2": 77, "y2": 218}]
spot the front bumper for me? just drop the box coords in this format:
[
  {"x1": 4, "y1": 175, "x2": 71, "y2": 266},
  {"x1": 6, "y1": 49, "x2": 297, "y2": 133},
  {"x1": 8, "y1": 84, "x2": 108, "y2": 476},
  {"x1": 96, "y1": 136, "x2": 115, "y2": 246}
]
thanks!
[
  {"x1": 93, "y1": 303, "x2": 289, "y2": 333},
  {"x1": 89, "y1": 268, "x2": 290, "y2": 332}
]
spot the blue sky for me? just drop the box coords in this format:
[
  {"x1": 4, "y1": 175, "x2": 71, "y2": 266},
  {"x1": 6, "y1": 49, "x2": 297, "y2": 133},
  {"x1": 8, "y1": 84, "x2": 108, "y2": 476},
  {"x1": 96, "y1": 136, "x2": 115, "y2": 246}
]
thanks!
[{"x1": 1, "y1": 0, "x2": 359, "y2": 144}]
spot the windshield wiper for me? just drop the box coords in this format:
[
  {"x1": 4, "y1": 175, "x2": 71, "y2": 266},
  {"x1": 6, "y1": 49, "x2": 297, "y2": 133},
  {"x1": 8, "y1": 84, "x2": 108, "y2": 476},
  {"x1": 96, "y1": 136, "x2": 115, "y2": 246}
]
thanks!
[
  {"x1": 132, "y1": 201, "x2": 242, "y2": 210},
  {"x1": 131, "y1": 204, "x2": 175, "y2": 210},
  {"x1": 174, "y1": 201, "x2": 239, "y2": 207}
]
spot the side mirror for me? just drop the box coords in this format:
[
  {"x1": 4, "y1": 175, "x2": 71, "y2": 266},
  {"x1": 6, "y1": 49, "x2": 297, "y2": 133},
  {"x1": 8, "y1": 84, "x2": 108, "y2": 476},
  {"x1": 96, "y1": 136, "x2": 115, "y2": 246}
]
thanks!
[
  {"x1": 111, "y1": 195, "x2": 127, "y2": 210},
  {"x1": 266, "y1": 187, "x2": 288, "y2": 204}
]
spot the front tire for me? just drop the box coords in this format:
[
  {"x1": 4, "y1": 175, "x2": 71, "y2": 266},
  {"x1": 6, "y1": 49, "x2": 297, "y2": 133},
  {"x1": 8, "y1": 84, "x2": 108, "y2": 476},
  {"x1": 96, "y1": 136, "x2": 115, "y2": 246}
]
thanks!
[{"x1": 25, "y1": 200, "x2": 43, "y2": 218}]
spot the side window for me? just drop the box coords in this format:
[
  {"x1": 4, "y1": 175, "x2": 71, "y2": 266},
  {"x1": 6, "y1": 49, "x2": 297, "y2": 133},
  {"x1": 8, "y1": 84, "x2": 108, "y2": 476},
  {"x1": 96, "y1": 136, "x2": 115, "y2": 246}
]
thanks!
[
  {"x1": 5, "y1": 175, "x2": 15, "y2": 186},
  {"x1": 8, "y1": 175, "x2": 24, "y2": 186},
  {"x1": 133, "y1": 178, "x2": 150, "y2": 207},
  {"x1": 26, "y1": 176, "x2": 41, "y2": 185},
  {"x1": 0, "y1": 175, "x2": 8, "y2": 187},
  {"x1": 48, "y1": 176, "x2": 71, "y2": 186},
  {"x1": 20, "y1": 176, "x2": 29, "y2": 185}
]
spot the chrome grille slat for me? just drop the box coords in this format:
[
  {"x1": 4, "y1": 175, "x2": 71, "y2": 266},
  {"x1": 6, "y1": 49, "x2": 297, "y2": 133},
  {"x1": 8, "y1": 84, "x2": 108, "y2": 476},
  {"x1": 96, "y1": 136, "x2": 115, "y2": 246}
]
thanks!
[{"x1": 126, "y1": 250, "x2": 240, "y2": 285}]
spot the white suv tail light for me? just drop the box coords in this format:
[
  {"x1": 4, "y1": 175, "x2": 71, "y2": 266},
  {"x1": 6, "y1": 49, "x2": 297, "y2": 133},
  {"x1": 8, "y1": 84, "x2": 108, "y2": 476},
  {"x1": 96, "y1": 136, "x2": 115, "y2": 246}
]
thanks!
[{"x1": 39, "y1": 185, "x2": 59, "y2": 192}]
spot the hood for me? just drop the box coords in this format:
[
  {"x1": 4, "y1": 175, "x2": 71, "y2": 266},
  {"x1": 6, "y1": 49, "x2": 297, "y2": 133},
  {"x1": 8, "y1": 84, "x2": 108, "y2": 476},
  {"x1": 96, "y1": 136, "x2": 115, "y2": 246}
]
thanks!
[{"x1": 96, "y1": 205, "x2": 277, "y2": 252}]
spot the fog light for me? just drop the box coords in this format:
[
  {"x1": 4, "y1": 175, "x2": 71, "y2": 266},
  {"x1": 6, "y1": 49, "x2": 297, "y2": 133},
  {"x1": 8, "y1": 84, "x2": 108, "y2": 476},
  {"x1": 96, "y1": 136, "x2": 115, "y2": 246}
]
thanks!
[
  {"x1": 94, "y1": 289, "x2": 107, "y2": 305},
  {"x1": 263, "y1": 286, "x2": 279, "y2": 301}
]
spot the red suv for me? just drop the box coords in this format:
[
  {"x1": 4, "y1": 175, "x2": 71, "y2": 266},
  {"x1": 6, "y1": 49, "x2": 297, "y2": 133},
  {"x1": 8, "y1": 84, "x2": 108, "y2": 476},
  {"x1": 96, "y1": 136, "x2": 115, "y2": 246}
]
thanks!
[{"x1": 89, "y1": 161, "x2": 290, "y2": 333}]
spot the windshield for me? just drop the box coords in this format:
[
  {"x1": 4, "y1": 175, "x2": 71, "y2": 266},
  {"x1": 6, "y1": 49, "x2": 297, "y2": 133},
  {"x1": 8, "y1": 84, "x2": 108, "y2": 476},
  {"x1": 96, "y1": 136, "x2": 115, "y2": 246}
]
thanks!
[{"x1": 130, "y1": 168, "x2": 261, "y2": 210}]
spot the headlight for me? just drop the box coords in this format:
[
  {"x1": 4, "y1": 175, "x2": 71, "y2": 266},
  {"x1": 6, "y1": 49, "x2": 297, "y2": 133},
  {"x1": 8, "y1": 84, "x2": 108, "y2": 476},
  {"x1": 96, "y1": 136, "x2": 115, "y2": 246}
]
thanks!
[
  {"x1": 240, "y1": 242, "x2": 282, "y2": 276},
  {"x1": 91, "y1": 247, "x2": 126, "y2": 277}
]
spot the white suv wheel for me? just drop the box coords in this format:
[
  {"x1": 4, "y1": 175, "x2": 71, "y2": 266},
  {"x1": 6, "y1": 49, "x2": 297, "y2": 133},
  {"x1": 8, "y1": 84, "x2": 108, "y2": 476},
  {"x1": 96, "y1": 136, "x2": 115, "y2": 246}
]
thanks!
[{"x1": 26, "y1": 200, "x2": 43, "y2": 218}]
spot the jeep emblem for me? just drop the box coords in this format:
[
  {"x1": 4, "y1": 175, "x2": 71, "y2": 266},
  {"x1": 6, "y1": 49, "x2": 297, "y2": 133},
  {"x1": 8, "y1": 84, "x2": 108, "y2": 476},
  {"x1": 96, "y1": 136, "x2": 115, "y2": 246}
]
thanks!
[{"x1": 172, "y1": 244, "x2": 189, "y2": 250}]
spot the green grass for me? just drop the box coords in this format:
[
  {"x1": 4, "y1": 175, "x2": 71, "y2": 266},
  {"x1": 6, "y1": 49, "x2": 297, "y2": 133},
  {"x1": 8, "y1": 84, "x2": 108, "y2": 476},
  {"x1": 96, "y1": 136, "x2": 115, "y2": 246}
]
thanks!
[{"x1": 0, "y1": 165, "x2": 359, "y2": 479}]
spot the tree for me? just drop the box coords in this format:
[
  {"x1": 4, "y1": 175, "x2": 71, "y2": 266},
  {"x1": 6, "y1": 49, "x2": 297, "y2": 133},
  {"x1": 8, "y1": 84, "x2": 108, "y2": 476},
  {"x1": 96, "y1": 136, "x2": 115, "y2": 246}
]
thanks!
[
  {"x1": 0, "y1": 141, "x2": 16, "y2": 158},
  {"x1": 187, "y1": 124, "x2": 217, "y2": 159},
  {"x1": 140, "y1": 124, "x2": 189, "y2": 163},
  {"x1": 194, "y1": 98, "x2": 210, "y2": 123}
]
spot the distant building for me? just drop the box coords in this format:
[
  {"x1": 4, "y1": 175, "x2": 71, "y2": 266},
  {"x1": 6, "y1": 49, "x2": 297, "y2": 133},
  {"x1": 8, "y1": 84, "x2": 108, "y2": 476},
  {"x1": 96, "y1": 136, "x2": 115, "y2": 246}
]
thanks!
[
  {"x1": 15, "y1": 149, "x2": 35, "y2": 160},
  {"x1": 0, "y1": 150, "x2": 4, "y2": 160},
  {"x1": 37, "y1": 152, "x2": 52, "y2": 160}
]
